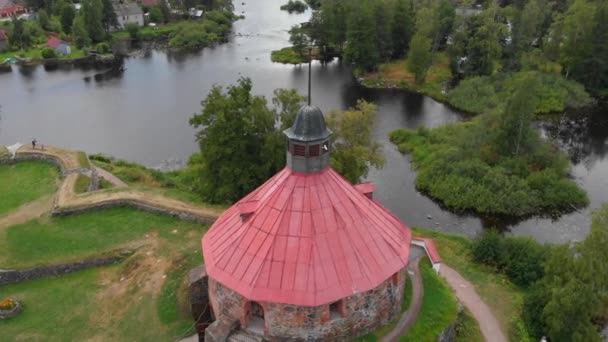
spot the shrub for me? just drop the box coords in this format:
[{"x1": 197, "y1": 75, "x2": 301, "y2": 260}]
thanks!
[
  {"x1": 95, "y1": 42, "x2": 110, "y2": 54},
  {"x1": 126, "y1": 23, "x2": 141, "y2": 40},
  {"x1": 499, "y1": 237, "x2": 546, "y2": 287},
  {"x1": 280, "y1": 0, "x2": 307, "y2": 13},
  {"x1": 472, "y1": 230, "x2": 503, "y2": 267},
  {"x1": 41, "y1": 47, "x2": 57, "y2": 59}
]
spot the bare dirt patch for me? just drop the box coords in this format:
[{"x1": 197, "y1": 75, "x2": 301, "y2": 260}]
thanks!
[
  {"x1": 0, "y1": 195, "x2": 54, "y2": 231},
  {"x1": 91, "y1": 233, "x2": 172, "y2": 330}
]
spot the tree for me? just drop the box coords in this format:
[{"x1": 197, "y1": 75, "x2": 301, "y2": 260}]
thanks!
[
  {"x1": 189, "y1": 78, "x2": 284, "y2": 204},
  {"x1": 391, "y1": 0, "x2": 414, "y2": 59},
  {"x1": 343, "y1": 1, "x2": 379, "y2": 72},
  {"x1": 102, "y1": 0, "x2": 118, "y2": 30},
  {"x1": 149, "y1": 6, "x2": 165, "y2": 24},
  {"x1": 374, "y1": 0, "x2": 392, "y2": 61},
  {"x1": 319, "y1": 0, "x2": 349, "y2": 51},
  {"x1": 462, "y1": 8, "x2": 504, "y2": 76},
  {"x1": 10, "y1": 18, "x2": 26, "y2": 50},
  {"x1": 72, "y1": 15, "x2": 91, "y2": 49},
  {"x1": 494, "y1": 75, "x2": 540, "y2": 156},
  {"x1": 407, "y1": 33, "x2": 432, "y2": 83},
  {"x1": 288, "y1": 25, "x2": 308, "y2": 58},
  {"x1": 38, "y1": 9, "x2": 50, "y2": 31},
  {"x1": 82, "y1": 0, "x2": 106, "y2": 42},
  {"x1": 159, "y1": 0, "x2": 171, "y2": 23},
  {"x1": 272, "y1": 88, "x2": 305, "y2": 131},
  {"x1": 326, "y1": 100, "x2": 384, "y2": 184},
  {"x1": 60, "y1": 3, "x2": 76, "y2": 34}
]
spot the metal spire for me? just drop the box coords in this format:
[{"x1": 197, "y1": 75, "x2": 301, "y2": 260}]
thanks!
[{"x1": 308, "y1": 47, "x2": 312, "y2": 106}]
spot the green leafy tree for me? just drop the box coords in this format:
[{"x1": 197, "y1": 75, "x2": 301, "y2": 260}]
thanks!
[
  {"x1": 82, "y1": 0, "x2": 106, "y2": 42},
  {"x1": 72, "y1": 15, "x2": 91, "y2": 49},
  {"x1": 374, "y1": 0, "x2": 392, "y2": 61},
  {"x1": 10, "y1": 18, "x2": 26, "y2": 50},
  {"x1": 319, "y1": 0, "x2": 349, "y2": 51},
  {"x1": 288, "y1": 25, "x2": 308, "y2": 58},
  {"x1": 326, "y1": 100, "x2": 384, "y2": 184},
  {"x1": 494, "y1": 75, "x2": 540, "y2": 156},
  {"x1": 38, "y1": 9, "x2": 50, "y2": 31},
  {"x1": 391, "y1": 0, "x2": 414, "y2": 58},
  {"x1": 189, "y1": 78, "x2": 284, "y2": 204},
  {"x1": 343, "y1": 1, "x2": 379, "y2": 72},
  {"x1": 159, "y1": 0, "x2": 171, "y2": 23},
  {"x1": 102, "y1": 0, "x2": 118, "y2": 30},
  {"x1": 272, "y1": 88, "x2": 305, "y2": 131},
  {"x1": 60, "y1": 3, "x2": 76, "y2": 34},
  {"x1": 149, "y1": 6, "x2": 165, "y2": 24},
  {"x1": 407, "y1": 33, "x2": 432, "y2": 83}
]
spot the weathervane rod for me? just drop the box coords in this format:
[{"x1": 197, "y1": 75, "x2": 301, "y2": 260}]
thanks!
[{"x1": 308, "y1": 47, "x2": 312, "y2": 106}]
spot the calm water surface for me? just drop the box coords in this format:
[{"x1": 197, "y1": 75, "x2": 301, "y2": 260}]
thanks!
[{"x1": 1, "y1": 0, "x2": 607, "y2": 243}]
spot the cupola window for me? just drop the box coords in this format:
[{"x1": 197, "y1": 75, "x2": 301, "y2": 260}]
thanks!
[
  {"x1": 293, "y1": 144, "x2": 306, "y2": 157},
  {"x1": 309, "y1": 144, "x2": 320, "y2": 157}
]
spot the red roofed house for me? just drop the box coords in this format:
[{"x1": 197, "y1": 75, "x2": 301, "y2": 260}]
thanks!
[
  {"x1": 199, "y1": 101, "x2": 414, "y2": 341},
  {"x1": 0, "y1": 0, "x2": 26, "y2": 18},
  {"x1": 0, "y1": 30, "x2": 8, "y2": 52},
  {"x1": 47, "y1": 37, "x2": 71, "y2": 55}
]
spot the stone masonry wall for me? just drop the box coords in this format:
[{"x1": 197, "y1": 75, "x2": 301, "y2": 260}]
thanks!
[{"x1": 206, "y1": 266, "x2": 408, "y2": 341}]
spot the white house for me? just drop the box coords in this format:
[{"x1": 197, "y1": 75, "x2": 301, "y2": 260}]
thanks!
[{"x1": 113, "y1": 1, "x2": 144, "y2": 29}]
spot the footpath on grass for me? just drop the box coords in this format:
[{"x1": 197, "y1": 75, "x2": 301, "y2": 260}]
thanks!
[
  {"x1": 2, "y1": 145, "x2": 223, "y2": 224},
  {"x1": 440, "y1": 265, "x2": 508, "y2": 342}
]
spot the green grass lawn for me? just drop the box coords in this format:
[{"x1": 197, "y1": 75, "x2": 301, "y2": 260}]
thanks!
[
  {"x1": 0, "y1": 207, "x2": 207, "y2": 341},
  {"x1": 401, "y1": 261, "x2": 459, "y2": 342},
  {"x1": 0, "y1": 162, "x2": 59, "y2": 216},
  {"x1": 0, "y1": 262, "x2": 198, "y2": 341},
  {"x1": 0, "y1": 207, "x2": 205, "y2": 268},
  {"x1": 0, "y1": 48, "x2": 87, "y2": 61},
  {"x1": 412, "y1": 227, "x2": 530, "y2": 341},
  {"x1": 74, "y1": 174, "x2": 90, "y2": 194}
]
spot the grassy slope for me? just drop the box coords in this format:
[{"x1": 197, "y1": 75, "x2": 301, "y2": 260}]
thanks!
[
  {"x1": 0, "y1": 162, "x2": 59, "y2": 215},
  {"x1": 0, "y1": 207, "x2": 207, "y2": 341},
  {"x1": 401, "y1": 261, "x2": 459, "y2": 342},
  {"x1": 412, "y1": 227, "x2": 529, "y2": 341},
  {"x1": 362, "y1": 53, "x2": 452, "y2": 100},
  {"x1": 0, "y1": 207, "x2": 203, "y2": 268}
]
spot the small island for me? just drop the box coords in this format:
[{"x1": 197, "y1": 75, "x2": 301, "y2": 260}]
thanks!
[{"x1": 280, "y1": 0, "x2": 307, "y2": 14}]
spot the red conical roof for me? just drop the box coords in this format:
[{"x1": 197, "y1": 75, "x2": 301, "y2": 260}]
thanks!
[{"x1": 202, "y1": 167, "x2": 411, "y2": 306}]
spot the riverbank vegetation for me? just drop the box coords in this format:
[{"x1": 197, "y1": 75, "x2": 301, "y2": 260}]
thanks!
[
  {"x1": 471, "y1": 203, "x2": 608, "y2": 341},
  {"x1": 280, "y1": 0, "x2": 307, "y2": 14},
  {"x1": 390, "y1": 76, "x2": 588, "y2": 217},
  {"x1": 0, "y1": 161, "x2": 59, "y2": 215},
  {"x1": 273, "y1": 0, "x2": 605, "y2": 114},
  {"x1": 0, "y1": 0, "x2": 236, "y2": 62}
]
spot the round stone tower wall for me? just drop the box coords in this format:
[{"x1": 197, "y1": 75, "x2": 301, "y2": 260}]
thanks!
[{"x1": 206, "y1": 266, "x2": 408, "y2": 341}]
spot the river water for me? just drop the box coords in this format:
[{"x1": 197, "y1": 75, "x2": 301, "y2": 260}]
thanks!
[{"x1": 0, "y1": 0, "x2": 606, "y2": 243}]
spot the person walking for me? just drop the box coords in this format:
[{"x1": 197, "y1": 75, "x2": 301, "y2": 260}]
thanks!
[{"x1": 31, "y1": 138, "x2": 37, "y2": 149}]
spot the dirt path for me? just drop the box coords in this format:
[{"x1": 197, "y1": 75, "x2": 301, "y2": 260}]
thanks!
[
  {"x1": 0, "y1": 195, "x2": 54, "y2": 230},
  {"x1": 383, "y1": 256, "x2": 424, "y2": 342},
  {"x1": 93, "y1": 166, "x2": 128, "y2": 188},
  {"x1": 440, "y1": 265, "x2": 508, "y2": 342}
]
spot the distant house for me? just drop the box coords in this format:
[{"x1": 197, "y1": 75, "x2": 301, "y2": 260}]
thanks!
[
  {"x1": 0, "y1": 30, "x2": 8, "y2": 52},
  {"x1": 113, "y1": 1, "x2": 144, "y2": 29},
  {"x1": 47, "y1": 37, "x2": 71, "y2": 55},
  {"x1": 0, "y1": 0, "x2": 26, "y2": 18}
]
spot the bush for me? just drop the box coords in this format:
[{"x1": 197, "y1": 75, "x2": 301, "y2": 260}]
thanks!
[
  {"x1": 126, "y1": 23, "x2": 141, "y2": 40},
  {"x1": 472, "y1": 230, "x2": 503, "y2": 266},
  {"x1": 499, "y1": 237, "x2": 546, "y2": 287},
  {"x1": 280, "y1": 0, "x2": 307, "y2": 13},
  {"x1": 168, "y1": 16, "x2": 232, "y2": 50},
  {"x1": 95, "y1": 42, "x2": 110, "y2": 54},
  {"x1": 41, "y1": 47, "x2": 57, "y2": 59}
]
